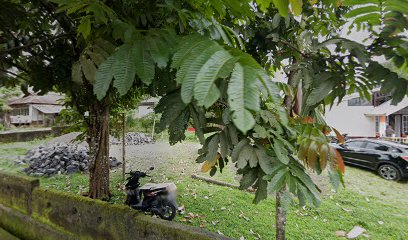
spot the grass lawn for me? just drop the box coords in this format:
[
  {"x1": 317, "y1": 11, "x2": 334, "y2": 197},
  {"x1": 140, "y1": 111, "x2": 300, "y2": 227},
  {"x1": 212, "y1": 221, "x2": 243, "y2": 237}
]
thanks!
[{"x1": 0, "y1": 138, "x2": 407, "y2": 239}]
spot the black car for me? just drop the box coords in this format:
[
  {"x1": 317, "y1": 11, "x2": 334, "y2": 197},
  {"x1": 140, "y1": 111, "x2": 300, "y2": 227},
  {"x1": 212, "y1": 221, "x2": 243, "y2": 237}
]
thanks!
[{"x1": 333, "y1": 139, "x2": 408, "y2": 180}]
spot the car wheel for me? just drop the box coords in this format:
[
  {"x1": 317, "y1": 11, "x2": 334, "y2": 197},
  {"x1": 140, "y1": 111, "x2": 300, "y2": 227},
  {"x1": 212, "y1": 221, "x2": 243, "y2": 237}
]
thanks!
[{"x1": 377, "y1": 164, "x2": 401, "y2": 181}]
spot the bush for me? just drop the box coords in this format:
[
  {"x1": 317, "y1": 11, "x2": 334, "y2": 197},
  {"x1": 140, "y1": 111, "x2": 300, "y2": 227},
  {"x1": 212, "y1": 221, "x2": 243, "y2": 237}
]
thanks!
[{"x1": 0, "y1": 123, "x2": 5, "y2": 132}]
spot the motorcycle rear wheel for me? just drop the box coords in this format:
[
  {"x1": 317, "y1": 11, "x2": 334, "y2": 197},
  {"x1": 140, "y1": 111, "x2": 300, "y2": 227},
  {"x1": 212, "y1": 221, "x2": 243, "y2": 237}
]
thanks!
[{"x1": 157, "y1": 200, "x2": 176, "y2": 221}]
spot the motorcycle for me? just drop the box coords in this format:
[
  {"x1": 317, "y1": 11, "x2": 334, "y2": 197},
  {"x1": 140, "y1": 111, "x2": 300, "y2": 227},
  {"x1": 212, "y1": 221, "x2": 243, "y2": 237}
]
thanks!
[{"x1": 124, "y1": 167, "x2": 178, "y2": 221}]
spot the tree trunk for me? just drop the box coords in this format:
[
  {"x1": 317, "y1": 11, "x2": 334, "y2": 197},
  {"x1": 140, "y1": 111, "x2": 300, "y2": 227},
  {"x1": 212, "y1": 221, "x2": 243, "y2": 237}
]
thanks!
[
  {"x1": 275, "y1": 187, "x2": 287, "y2": 240},
  {"x1": 87, "y1": 99, "x2": 111, "y2": 200},
  {"x1": 276, "y1": 59, "x2": 299, "y2": 240}
]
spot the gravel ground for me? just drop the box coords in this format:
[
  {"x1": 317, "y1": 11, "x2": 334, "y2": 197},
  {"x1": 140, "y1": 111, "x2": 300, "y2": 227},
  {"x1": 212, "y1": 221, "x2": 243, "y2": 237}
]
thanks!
[
  {"x1": 50, "y1": 132, "x2": 86, "y2": 146},
  {"x1": 110, "y1": 141, "x2": 201, "y2": 175},
  {"x1": 50, "y1": 133, "x2": 202, "y2": 175}
]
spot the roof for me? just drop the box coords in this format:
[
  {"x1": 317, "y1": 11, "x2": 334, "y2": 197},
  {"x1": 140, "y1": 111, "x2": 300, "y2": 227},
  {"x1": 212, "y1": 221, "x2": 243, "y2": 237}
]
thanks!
[
  {"x1": 8, "y1": 93, "x2": 63, "y2": 106},
  {"x1": 364, "y1": 97, "x2": 408, "y2": 116},
  {"x1": 32, "y1": 104, "x2": 64, "y2": 114},
  {"x1": 347, "y1": 138, "x2": 408, "y2": 149}
]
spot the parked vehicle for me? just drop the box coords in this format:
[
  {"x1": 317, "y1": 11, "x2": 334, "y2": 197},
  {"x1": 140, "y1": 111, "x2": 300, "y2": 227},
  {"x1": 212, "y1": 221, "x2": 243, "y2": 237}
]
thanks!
[
  {"x1": 332, "y1": 139, "x2": 408, "y2": 180},
  {"x1": 125, "y1": 167, "x2": 177, "y2": 220}
]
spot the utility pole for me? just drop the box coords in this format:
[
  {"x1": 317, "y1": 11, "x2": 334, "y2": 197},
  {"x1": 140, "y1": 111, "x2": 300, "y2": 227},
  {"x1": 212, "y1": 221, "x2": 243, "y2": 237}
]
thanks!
[{"x1": 122, "y1": 112, "x2": 126, "y2": 181}]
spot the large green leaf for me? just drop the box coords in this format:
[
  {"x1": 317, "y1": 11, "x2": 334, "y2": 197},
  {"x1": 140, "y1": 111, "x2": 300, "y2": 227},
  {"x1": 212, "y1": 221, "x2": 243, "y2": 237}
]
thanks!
[
  {"x1": 289, "y1": 0, "x2": 302, "y2": 15},
  {"x1": 171, "y1": 35, "x2": 208, "y2": 69},
  {"x1": 194, "y1": 49, "x2": 237, "y2": 108},
  {"x1": 178, "y1": 43, "x2": 221, "y2": 103},
  {"x1": 94, "y1": 56, "x2": 114, "y2": 100},
  {"x1": 148, "y1": 35, "x2": 170, "y2": 69},
  {"x1": 132, "y1": 41, "x2": 155, "y2": 85},
  {"x1": 79, "y1": 56, "x2": 97, "y2": 84},
  {"x1": 344, "y1": 5, "x2": 380, "y2": 18},
  {"x1": 228, "y1": 63, "x2": 260, "y2": 134},
  {"x1": 237, "y1": 144, "x2": 255, "y2": 169},
  {"x1": 255, "y1": 145, "x2": 275, "y2": 174},
  {"x1": 253, "y1": 174, "x2": 268, "y2": 204},
  {"x1": 112, "y1": 44, "x2": 136, "y2": 96},
  {"x1": 306, "y1": 77, "x2": 335, "y2": 106},
  {"x1": 273, "y1": 0, "x2": 289, "y2": 17},
  {"x1": 267, "y1": 168, "x2": 288, "y2": 193},
  {"x1": 71, "y1": 61, "x2": 82, "y2": 84},
  {"x1": 273, "y1": 140, "x2": 290, "y2": 164},
  {"x1": 240, "y1": 168, "x2": 258, "y2": 189}
]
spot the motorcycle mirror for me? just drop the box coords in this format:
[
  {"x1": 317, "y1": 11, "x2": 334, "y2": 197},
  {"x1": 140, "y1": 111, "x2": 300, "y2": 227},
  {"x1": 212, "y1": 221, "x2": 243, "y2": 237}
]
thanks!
[{"x1": 149, "y1": 166, "x2": 154, "y2": 171}]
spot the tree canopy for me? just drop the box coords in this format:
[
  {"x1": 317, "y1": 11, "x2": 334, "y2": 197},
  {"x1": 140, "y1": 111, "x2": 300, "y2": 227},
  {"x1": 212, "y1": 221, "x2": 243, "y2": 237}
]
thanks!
[{"x1": 2, "y1": 0, "x2": 408, "y2": 239}]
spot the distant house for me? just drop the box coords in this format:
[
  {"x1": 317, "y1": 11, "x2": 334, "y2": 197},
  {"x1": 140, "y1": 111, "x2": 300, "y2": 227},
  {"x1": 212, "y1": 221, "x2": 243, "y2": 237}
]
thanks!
[
  {"x1": 324, "y1": 90, "x2": 408, "y2": 138},
  {"x1": 136, "y1": 97, "x2": 159, "y2": 118},
  {"x1": 8, "y1": 93, "x2": 64, "y2": 126}
]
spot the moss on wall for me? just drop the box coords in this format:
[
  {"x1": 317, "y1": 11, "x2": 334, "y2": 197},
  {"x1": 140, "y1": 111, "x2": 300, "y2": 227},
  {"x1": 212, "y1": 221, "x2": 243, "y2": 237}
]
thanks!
[
  {"x1": 0, "y1": 172, "x2": 230, "y2": 240},
  {"x1": 0, "y1": 226, "x2": 20, "y2": 240},
  {"x1": 0, "y1": 172, "x2": 39, "y2": 214},
  {"x1": 0, "y1": 204, "x2": 76, "y2": 240}
]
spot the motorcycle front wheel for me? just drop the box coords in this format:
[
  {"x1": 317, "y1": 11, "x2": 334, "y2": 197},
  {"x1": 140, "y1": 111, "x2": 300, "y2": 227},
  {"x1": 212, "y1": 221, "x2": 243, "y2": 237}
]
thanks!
[{"x1": 157, "y1": 199, "x2": 177, "y2": 221}]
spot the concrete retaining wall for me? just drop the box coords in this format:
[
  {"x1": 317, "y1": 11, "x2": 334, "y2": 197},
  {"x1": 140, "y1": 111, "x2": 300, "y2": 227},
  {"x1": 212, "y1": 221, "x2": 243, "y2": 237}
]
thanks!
[
  {"x1": 0, "y1": 172, "x2": 229, "y2": 240},
  {"x1": 0, "y1": 126, "x2": 68, "y2": 143}
]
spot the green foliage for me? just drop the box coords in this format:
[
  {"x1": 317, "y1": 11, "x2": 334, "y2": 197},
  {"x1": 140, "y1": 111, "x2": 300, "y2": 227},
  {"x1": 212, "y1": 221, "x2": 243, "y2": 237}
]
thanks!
[
  {"x1": 342, "y1": 0, "x2": 408, "y2": 100},
  {"x1": 94, "y1": 29, "x2": 177, "y2": 100}
]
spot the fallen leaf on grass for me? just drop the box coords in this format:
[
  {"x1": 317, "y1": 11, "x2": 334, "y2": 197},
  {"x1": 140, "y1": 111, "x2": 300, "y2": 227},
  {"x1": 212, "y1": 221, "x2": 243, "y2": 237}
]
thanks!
[
  {"x1": 378, "y1": 221, "x2": 384, "y2": 225},
  {"x1": 335, "y1": 230, "x2": 347, "y2": 237},
  {"x1": 342, "y1": 208, "x2": 352, "y2": 213}
]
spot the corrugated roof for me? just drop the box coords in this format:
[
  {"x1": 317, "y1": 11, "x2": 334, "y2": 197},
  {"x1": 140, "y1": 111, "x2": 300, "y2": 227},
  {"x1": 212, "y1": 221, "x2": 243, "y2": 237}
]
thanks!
[
  {"x1": 32, "y1": 104, "x2": 64, "y2": 114},
  {"x1": 364, "y1": 97, "x2": 408, "y2": 116},
  {"x1": 8, "y1": 93, "x2": 63, "y2": 106}
]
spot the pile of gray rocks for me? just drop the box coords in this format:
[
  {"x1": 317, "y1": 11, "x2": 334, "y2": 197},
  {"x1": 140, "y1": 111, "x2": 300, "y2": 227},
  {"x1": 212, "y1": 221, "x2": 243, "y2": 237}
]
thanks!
[
  {"x1": 20, "y1": 143, "x2": 121, "y2": 177},
  {"x1": 110, "y1": 132, "x2": 154, "y2": 145}
]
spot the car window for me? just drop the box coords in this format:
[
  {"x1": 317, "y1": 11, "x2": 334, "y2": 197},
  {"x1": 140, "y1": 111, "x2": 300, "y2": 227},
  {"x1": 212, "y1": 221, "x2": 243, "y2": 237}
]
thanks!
[
  {"x1": 365, "y1": 142, "x2": 389, "y2": 151},
  {"x1": 391, "y1": 148, "x2": 402, "y2": 153},
  {"x1": 346, "y1": 141, "x2": 365, "y2": 148}
]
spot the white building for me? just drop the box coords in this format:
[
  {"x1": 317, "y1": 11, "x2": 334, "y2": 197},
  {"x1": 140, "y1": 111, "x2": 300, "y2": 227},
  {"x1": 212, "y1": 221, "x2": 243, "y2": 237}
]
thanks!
[
  {"x1": 136, "y1": 97, "x2": 159, "y2": 118},
  {"x1": 8, "y1": 93, "x2": 64, "y2": 126},
  {"x1": 324, "y1": 90, "x2": 408, "y2": 138}
]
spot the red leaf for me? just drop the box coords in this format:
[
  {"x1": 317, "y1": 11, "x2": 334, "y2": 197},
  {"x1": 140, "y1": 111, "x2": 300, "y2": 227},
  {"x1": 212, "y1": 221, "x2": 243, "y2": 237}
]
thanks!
[
  {"x1": 335, "y1": 149, "x2": 345, "y2": 173},
  {"x1": 332, "y1": 128, "x2": 345, "y2": 143},
  {"x1": 302, "y1": 116, "x2": 314, "y2": 124}
]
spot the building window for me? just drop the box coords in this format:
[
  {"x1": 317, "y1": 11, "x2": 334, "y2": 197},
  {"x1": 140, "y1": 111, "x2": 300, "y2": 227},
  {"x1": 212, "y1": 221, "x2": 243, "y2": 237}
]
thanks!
[
  {"x1": 347, "y1": 97, "x2": 372, "y2": 106},
  {"x1": 402, "y1": 115, "x2": 408, "y2": 135},
  {"x1": 12, "y1": 108, "x2": 29, "y2": 116}
]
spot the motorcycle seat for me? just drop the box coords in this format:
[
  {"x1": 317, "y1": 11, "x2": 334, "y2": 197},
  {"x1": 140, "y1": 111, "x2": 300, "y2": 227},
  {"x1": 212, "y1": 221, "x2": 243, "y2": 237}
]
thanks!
[{"x1": 139, "y1": 183, "x2": 176, "y2": 191}]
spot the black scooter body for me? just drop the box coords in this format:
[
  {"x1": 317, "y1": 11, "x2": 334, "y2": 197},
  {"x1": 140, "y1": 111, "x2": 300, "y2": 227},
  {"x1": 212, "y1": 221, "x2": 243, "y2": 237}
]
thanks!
[{"x1": 125, "y1": 169, "x2": 177, "y2": 220}]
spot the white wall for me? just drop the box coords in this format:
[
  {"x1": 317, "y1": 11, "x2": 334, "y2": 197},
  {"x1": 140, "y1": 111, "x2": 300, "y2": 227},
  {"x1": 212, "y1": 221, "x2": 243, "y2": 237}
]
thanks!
[
  {"x1": 30, "y1": 105, "x2": 43, "y2": 122},
  {"x1": 137, "y1": 106, "x2": 153, "y2": 118},
  {"x1": 324, "y1": 100, "x2": 376, "y2": 137}
]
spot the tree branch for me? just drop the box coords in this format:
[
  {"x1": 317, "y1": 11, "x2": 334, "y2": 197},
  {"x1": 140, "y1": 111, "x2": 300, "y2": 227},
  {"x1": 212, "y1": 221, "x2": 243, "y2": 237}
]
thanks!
[
  {"x1": 0, "y1": 69, "x2": 29, "y2": 81},
  {"x1": 279, "y1": 39, "x2": 307, "y2": 58},
  {"x1": 0, "y1": 33, "x2": 74, "y2": 55}
]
